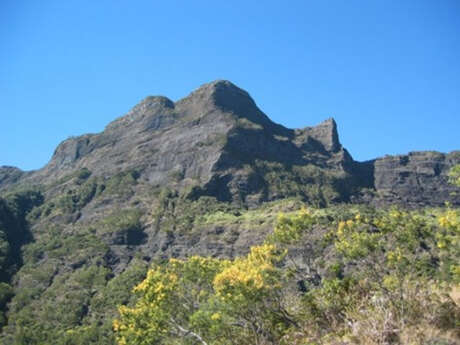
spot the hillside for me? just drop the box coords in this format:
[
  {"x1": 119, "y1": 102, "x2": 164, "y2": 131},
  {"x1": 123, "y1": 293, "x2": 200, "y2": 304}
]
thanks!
[{"x1": 0, "y1": 80, "x2": 458, "y2": 344}]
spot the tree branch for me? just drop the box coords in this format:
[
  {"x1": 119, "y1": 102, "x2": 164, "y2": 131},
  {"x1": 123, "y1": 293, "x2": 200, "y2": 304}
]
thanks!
[{"x1": 170, "y1": 318, "x2": 209, "y2": 345}]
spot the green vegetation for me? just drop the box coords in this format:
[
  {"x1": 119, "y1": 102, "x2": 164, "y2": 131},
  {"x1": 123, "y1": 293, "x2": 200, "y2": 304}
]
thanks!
[
  {"x1": 0, "y1": 191, "x2": 43, "y2": 328},
  {"x1": 449, "y1": 164, "x2": 460, "y2": 187},
  {"x1": 103, "y1": 170, "x2": 140, "y2": 196},
  {"x1": 0, "y1": 168, "x2": 152, "y2": 344},
  {"x1": 114, "y1": 244, "x2": 287, "y2": 345},
  {"x1": 236, "y1": 118, "x2": 263, "y2": 130},
  {"x1": 97, "y1": 208, "x2": 143, "y2": 235},
  {"x1": 253, "y1": 160, "x2": 348, "y2": 206},
  {"x1": 150, "y1": 192, "x2": 305, "y2": 237},
  {"x1": 198, "y1": 198, "x2": 303, "y2": 227},
  {"x1": 27, "y1": 169, "x2": 141, "y2": 223},
  {"x1": 0, "y1": 166, "x2": 458, "y2": 344},
  {"x1": 52, "y1": 177, "x2": 101, "y2": 214},
  {"x1": 114, "y1": 206, "x2": 460, "y2": 345}
]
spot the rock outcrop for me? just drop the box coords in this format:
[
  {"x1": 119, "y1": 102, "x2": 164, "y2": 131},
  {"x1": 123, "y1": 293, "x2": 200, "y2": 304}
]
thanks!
[{"x1": 372, "y1": 151, "x2": 460, "y2": 206}]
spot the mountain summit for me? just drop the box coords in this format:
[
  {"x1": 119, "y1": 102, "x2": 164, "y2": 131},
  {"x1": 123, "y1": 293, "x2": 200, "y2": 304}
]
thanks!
[{"x1": 1, "y1": 80, "x2": 459, "y2": 207}]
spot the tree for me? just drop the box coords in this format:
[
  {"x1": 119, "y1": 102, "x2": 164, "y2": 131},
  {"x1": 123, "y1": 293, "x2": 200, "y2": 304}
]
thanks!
[
  {"x1": 115, "y1": 206, "x2": 460, "y2": 345},
  {"x1": 113, "y1": 244, "x2": 291, "y2": 345}
]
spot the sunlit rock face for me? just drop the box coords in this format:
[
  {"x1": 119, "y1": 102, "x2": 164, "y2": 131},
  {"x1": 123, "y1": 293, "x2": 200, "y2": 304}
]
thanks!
[{"x1": 372, "y1": 151, "x2": 460, "y2": 206}]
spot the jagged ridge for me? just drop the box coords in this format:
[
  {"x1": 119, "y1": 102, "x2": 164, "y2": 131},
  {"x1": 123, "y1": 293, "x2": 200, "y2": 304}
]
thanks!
[{"x1": 1, "y1": 80, "x2": 459, "y2": 207}]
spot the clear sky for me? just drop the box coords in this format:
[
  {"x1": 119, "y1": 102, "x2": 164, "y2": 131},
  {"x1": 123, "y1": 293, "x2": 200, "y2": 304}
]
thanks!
[{"x1": 1, "y1": 0, "x2": 459, "y2": 171}]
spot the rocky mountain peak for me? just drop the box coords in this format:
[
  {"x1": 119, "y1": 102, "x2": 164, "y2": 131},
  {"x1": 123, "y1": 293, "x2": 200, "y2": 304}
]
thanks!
[
  {"x1": 176, "y1": 80, "x2": 275, "y2": 129},
  {"x1": 0, "y1": 80, "x2": 458, "y2": 207},
  {"x1": 313, "y1": 117, "x2": 340, "y2": 152},
  {"x1": 294, "y1": 117, "x2": 341, "y2": 153},
  {"x1": 106, "y1": 95, "x2": 175, "y2": 132},
  {"x1": 188, "y1": 80, "x2": 252, "y2": 104}
]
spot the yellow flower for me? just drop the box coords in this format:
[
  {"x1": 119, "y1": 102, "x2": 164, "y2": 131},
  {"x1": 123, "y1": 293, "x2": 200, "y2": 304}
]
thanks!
[
  {"x1": 211, "y1": 313, "x2": 221, "y2": 321},
  {"x1": 338, "y1": 221, "x2": 346, "y2": 234}
]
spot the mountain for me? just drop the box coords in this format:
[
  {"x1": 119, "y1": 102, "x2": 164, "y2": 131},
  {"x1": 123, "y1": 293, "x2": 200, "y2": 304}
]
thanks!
[
  {"x1": 2, "y1": 80, "x2": 459, "y2": 207},
  {"x1": 0, "y1": 80, "x2": 458, "y2": 344}
]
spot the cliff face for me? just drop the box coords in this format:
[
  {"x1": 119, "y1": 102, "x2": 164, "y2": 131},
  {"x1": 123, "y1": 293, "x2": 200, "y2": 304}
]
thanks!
[
  {"x1": 0, "y1": 80, "x2": 459, "y2": 207},
  {"x1": 372, "y1": 151, "x2": 460, "y2": 207}
]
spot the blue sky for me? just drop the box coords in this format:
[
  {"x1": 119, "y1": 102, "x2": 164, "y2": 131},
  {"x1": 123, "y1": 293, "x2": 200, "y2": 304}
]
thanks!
[{"x1": 1, "y1": 0, "x2": 459, "y2": 171}]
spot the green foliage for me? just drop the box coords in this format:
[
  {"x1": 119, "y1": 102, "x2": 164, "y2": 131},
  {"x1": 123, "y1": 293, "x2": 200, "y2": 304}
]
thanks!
[
  {"x1": 0, "y1": 190, "x2": 44, "y2": 269},
  {"x1": 2, "y1": 254, "x2": 148, "y2": 345},
  {"x1": 54, "y1": 177, "x2": 100, "y2": 214},
  {"x1": 0, "y1": 283, "x2": 13, "y2": 327},
  {"x1": 334, "y1": 217, "x2": 381, "y2": 259},
  {"x1": 151, "y1": 194, "x2": 305, "y2": 240},
  {"x1": 57, "y1": 322, "x2": 115, "y2": 345},
  {"x1": 235, "y1": 118, "x2": 263, "y2": 130},
  {"x1": 35, "y1": 169, "x2": 141, "y2": 220},
  {"x1": 29, "y1": 176, "x2": 102, "y2": 219},
  {"x1": 112, "y1": 204, "x2": 459, "y2": 345},
  {"x1": 254, "y1": 160, "x2": 344, "y2": 206},
  {"x1": 91, "y1": 259, "x2": 148, "y2": 319},
  {"x1": 152, "y1": 193, "x2": 238, "y2": 234},
  {"x1": 76, "y1": 167, "x2": 92, "y2": 182},
  {"x1": 0, "y1": 229, "x2": 10, "y2": 278},
  {"x1": 114, "y1": 244, "x2": 291, "y2": 345},
  {"x1": 271, "y1": 208, "x2": 317, "y2": 244},
  {"x1": 448, "y1": 164, "x2": 460, "y2": 187},
  {"x1": 436, "y1": 208, "x2": 460, "y2": 283},
  {"x1": 46, "y1": 168, "x2": 92, "y2": 190},
  {"x1": 48, "y1": 229, "x2": 110, "y2": 262},
  {"x1": 103, "y1": 170, "x2": 139, "y2": 196},
  {"x1": 97, "y1": 208, "x2": 143, "y2": 234},
  {"x1": 5, "y1": 265, "x2": 111, "y2": 345},
  {"x1": 199, "y1": 198, "x2": 303, "y2": 228},
  {"x1": 274, "y1": 207, "x2": 460, "y2": 344},
  {"x1": 0, "y1": 177, "x2": 459, "y2": 345}
]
